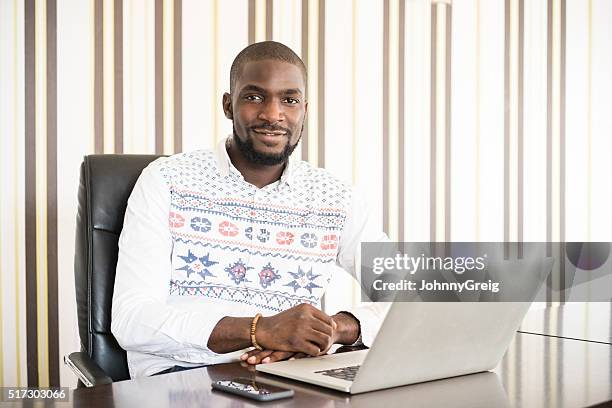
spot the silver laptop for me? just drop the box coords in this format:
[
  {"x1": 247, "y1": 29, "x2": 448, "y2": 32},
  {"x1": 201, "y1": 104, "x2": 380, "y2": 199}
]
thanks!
[{"x1": 256, "y1": 258, "x2": 553, "y2": 394}]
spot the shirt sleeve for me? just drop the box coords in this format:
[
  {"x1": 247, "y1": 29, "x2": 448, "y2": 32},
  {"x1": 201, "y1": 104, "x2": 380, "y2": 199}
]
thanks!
[
  {"x1": 111, "y1": 160, "x2": 226, "y2": 363},
  {"x1": 336, "y1": 191, "x2": 392, "y2": 347}
]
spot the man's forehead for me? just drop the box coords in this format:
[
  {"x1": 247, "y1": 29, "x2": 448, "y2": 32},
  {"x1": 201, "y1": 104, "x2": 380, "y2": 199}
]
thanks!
[{"x1": 235, "y1": 60, "x2": 306, "y2": 93}]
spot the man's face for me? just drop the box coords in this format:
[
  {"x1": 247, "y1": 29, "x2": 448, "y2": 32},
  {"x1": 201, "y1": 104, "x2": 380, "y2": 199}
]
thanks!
[{"x1": 224, "y1": 59, "x2": 307, "y2": 165}]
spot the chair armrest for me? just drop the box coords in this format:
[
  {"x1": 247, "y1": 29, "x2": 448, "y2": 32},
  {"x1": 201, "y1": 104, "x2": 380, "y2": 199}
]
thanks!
[{"x1": 64, "y1": 352, "x2": 113, "y2": 387}]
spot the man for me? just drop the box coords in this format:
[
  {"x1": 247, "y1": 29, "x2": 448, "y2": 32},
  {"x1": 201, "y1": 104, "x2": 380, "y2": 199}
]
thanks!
[{"x1": 111, "y1": 41, "x2": 388, "y2": 378}]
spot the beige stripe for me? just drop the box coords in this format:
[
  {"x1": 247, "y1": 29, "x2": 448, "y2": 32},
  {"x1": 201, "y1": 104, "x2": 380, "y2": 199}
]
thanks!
[
  {"x1": 35, "y1": 0, "x2": 49, "y2": 387},
  {"x1": 434, "y1": 2, "x2": 447, "y2": 242},
  {"x1": 114, "y1": 0, "x2": 123, "y2": 153},
  {"x1": 316, "y1": 0, "x2": 324, "y2": 168},
  {"x1": 255, "y1": 0, "x2": 266, "y2": 42},
  {"x1": 445, "y1": 3, "x2": 451, "y2": 242},
  {"x1": 266, "y1": 0, "x2": 273, "y2": 40},
  {"x1": 94, "y1": 0, "x2": 103, "y2": 153},
  {"x1": 398, "y1": 0, "x2": 405, "y2": 242},
  {"x1": 300, "y1": 0, "x2": 308, "y2": 161},
  {"x1": 163, "y1": 0, "x2": 175, "y2": 154},
  {"x1": 475, "y1": 0, "x2": 481, "y2": 241},
  {"x1": 155, "y1": 0, "x2": 163, "y2": 153},
  {"x1": 103, "y1": 0, "x2": 115, "y2": 153},
  {"x1": 383, "y1": 0, "x2": 389, "y2": 235},
  {"x1": 14, "y1": 0, "x2": 22, "y2": 387},
  {"x1": 174, "y1": 0, "x2": 182, "y2": 153}
]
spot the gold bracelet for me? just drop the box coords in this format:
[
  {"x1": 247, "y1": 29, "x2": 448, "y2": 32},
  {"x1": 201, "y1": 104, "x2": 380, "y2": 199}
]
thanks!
[{"x1": 250, "y1": 313, "x2": 263, "y2": 350}]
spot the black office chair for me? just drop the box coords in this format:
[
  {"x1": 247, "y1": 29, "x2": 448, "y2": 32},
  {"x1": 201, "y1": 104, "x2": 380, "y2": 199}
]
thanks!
[{"x1": 66, "y1": 154, "x2": 163, "y2": 386}]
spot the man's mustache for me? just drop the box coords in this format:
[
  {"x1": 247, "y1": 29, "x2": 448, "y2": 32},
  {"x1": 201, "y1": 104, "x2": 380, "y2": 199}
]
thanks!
[{"x1": 249, "y1": 125, "x2": 292, "y2": 136}]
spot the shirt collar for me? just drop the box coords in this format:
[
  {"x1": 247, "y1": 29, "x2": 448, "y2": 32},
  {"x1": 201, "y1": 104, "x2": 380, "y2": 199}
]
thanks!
[{"x1": 215, "y1": 135, "x2": 297, "y2": 188}]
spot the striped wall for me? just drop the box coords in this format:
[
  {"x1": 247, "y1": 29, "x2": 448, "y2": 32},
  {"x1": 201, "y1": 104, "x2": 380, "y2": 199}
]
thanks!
[{"x1": 1, "y1": 0, "x2": 611, "y2": 388}]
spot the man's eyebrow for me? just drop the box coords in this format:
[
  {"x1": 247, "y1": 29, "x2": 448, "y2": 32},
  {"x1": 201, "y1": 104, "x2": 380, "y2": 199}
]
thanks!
[
  {"x1": 238, "y1": 85, "x2": 304, "y2": 96},
  {"x1": 239, "y1": 84, "x2": 267, "y2": 94}
]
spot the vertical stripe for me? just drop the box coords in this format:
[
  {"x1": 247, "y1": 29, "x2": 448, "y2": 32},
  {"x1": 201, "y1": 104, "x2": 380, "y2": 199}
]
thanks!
[
  {"x1": 317, "y1": 0, "x2": 324, "y2": 168},
  {"x1": 475, "y1": 0, "x2": 481, "y2": 240},
  {"x1": 444, "y1": 3, "x2": 451, "y2": 241},
  {"x1": 155, "y1": 0, "x2": 163, "y2": 154},
  {"x1": 429, "y1": 3, "x2": 436, "y2": 242},
  {"x1": 559, "y1": 0, "x2": 566, "y2": 301},
  {"x1": 546, "y1": 0, "x2": 552, "y2": 302},
  {"x1": 114, "y1": 0, "x2": 123, "y2": 153},
  {"x1": 174, "y1": 0, "x2": 182, "y2": 153},
  {"x1": 162, "y1": 0, "x2": 174, "y2": 154},
  {"x1": 24, "y1": 0, "x2": 38, "y2": 387},
  {"x1": 301, "y1": 0, "x2": 308, "y2": 161},
  {"x1": 504, "y1": 0, "x2": 510, "y2": 249},
  {"x1": 35, "y1": 0, "x2": 49, "y2": 387},
  {"x1": 13, "y1": 0, "x2": 22, "y2": 386},
  {"x1": 266, "y1": 0, "x2": 273, "y2": 41},
  {"x1": 248, "y1": 0, "x2": 255, "y2": 45},
  {"x1": 387, "y1": 0, "x2": 399, "y2": 241},
  {"x1": 94, "y1": 0, "x2": 103, "y2": 153},
  {"x1": 398, "y1": 0, "x2": 405, "y2": 242},
  {"x1": 382, "y1": 0, "x2": 389, "y2": 235},
  {"x1": 102, "y1": 0, "x2": 114, "y2": 153},
  {"x1": 518, "y1": 0, "x2": 524, "y2": 247},
  {"x1": 46, "y1": 0, "x2": 59, "y2": 387}
]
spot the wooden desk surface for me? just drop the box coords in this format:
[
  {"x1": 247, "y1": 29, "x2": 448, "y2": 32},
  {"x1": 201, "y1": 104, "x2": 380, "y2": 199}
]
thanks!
[
  {"x1": 520, "y1": 303, "x2": 612, "y2": 344},
  {"x1": 63, "y1": 332, "x2": 612, "y2": 408}
]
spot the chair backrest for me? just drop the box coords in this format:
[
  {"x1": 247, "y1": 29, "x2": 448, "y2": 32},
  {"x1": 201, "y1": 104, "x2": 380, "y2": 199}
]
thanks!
[{"x1": 74, "y1": 154, "x2": 163, "y2": 381}]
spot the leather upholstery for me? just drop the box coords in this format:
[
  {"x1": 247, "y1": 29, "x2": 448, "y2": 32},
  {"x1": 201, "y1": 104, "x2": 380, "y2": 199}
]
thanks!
[{"x1": 74, "y1": 154, "x2": 162, "y2": 381}]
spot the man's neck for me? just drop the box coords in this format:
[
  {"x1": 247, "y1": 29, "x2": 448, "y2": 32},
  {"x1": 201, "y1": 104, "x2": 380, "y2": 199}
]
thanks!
[{"x1": 226, "y1": 138, "x2": 286, "y2": 189}]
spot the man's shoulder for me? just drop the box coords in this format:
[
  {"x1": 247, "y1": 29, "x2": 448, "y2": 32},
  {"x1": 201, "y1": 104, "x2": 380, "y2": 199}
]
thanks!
[{"x1": 292, "y1": 160, "x2": 354, "y2": 202}]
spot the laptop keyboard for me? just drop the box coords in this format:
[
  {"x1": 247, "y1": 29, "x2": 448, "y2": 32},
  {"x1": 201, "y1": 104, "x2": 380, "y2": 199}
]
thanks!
[{"x1": 314, "y1": 365, "x2": 361, "y2": 382}]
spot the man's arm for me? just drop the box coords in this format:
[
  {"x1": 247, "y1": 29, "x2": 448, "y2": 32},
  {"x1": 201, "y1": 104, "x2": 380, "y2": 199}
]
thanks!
[{"x1": 207, "y1": 303, "x2": 356, "y2": 355}]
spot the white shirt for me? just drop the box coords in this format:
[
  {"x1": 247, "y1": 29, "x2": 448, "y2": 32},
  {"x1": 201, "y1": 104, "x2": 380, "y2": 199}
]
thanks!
[{"x1": 111, "y1": 136, "x2": 390, "y2": 378}]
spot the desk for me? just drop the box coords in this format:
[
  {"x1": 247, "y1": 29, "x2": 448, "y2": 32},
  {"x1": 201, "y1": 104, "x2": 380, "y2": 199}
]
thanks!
[
  {"x1": 520, "y1": 303, "x2": 612, "y2": 344},
  {"x1": 66, "y1": 332, "x2": 612, "y2": 408}
]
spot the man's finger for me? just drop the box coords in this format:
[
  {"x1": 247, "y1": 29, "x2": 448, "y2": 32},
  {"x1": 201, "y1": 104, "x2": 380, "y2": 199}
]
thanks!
[
  {"x1": 261, "y1": 351, "x2": 295, "y2": 364},
  {"x1": 289, "y1": 352, "x2": 308, "y2": 360},
  {"x1": 246, "y1": 350, "x2": 274, "y2": 365},
  {"x1": 310, "y1": 308, "x2": 334, "y2": 326}
]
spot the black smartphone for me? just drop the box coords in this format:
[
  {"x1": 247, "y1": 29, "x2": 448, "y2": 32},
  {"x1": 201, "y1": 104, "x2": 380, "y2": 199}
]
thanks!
[{"x1": 212, "y1": 377, "x2": 294, "y2": 401}]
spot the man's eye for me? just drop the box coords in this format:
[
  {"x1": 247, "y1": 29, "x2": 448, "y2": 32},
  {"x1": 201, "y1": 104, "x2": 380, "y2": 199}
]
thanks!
[
  {"x1": 284, "y1": 98, "x2": 299, "y2": 104},
  {"x1": 245, "y1": 95, "x2": 262, "y2": 102}
]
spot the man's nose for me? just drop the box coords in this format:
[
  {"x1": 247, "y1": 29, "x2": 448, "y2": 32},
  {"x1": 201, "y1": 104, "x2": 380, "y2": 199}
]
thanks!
[{"x1": 258, "y1": 99, "x2": 284, "y2": 124}]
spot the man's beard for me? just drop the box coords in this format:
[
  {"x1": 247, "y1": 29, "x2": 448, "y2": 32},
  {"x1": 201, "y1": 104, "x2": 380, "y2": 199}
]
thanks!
[{"x1": 233, "y1": 125, "x2": 302, "y2": 166}]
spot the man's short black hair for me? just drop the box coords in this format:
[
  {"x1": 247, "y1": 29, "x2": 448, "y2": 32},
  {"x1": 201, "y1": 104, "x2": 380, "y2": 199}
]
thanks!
[{"x1": 230, "y1": 41, "x2": 307, "y2": 93}]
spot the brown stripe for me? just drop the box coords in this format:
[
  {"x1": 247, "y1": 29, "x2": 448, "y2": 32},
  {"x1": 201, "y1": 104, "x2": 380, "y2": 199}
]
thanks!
[
  {"x1": 266, "y1": 0, "x2": 273, "y2": 40},
  {"x1": 429, "y1": 3, "x2": 436, "y2": 242},
  {"x1": 46, "y1": 0, "x2": 60, "y2": 387},
  {"x1": 504, "y1": 0, "x2": 510, "y2": 249},
  {"x1": 174, "y1": 0, "x2": 182, "y2": 153},
  {"x1": 559, "y1": 0, "x2": 566, "y2": 301},
  {"x1": 445, "y1": 4, "x2": 452, "y2": 242},
  {"x1": 546, "y1": 0, "x2": 553, "y2": 302},
  {"x1": 317, "y1": 0, "x2": 325, "y2": 168},
  {"x1": 94, "y1": 0, "x2": 103, "y2": 153},
  {"x1": 382, "y1": 0, "x2": 389, "y2": 235},
  {"x1": 114, "y1": 0, "x2": 123, "y2": 153},
  {"x1": 518, "y1": 0, "x2": 524, "y2": 251},
  {"x1": 24, "y1": 0, "x2": 38, "y2": 387},
  {"x1": 155, "y1": 0, "x2": 163, "y2": 154},
  {"x1": 301, "y1": 0, "x2": 308, "y2": 162},
  {"x1": 398, "y1": 0, "x2": 405, "y2": 241},
  {"x1": 248, "y1": 0, "x2": 256, "y2": 45}
]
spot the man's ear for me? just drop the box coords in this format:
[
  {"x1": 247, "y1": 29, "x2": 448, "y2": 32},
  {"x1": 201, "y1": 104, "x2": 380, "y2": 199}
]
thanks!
[{"x1": 222, "y1": 93, "x2": 233, "y2": 119}]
